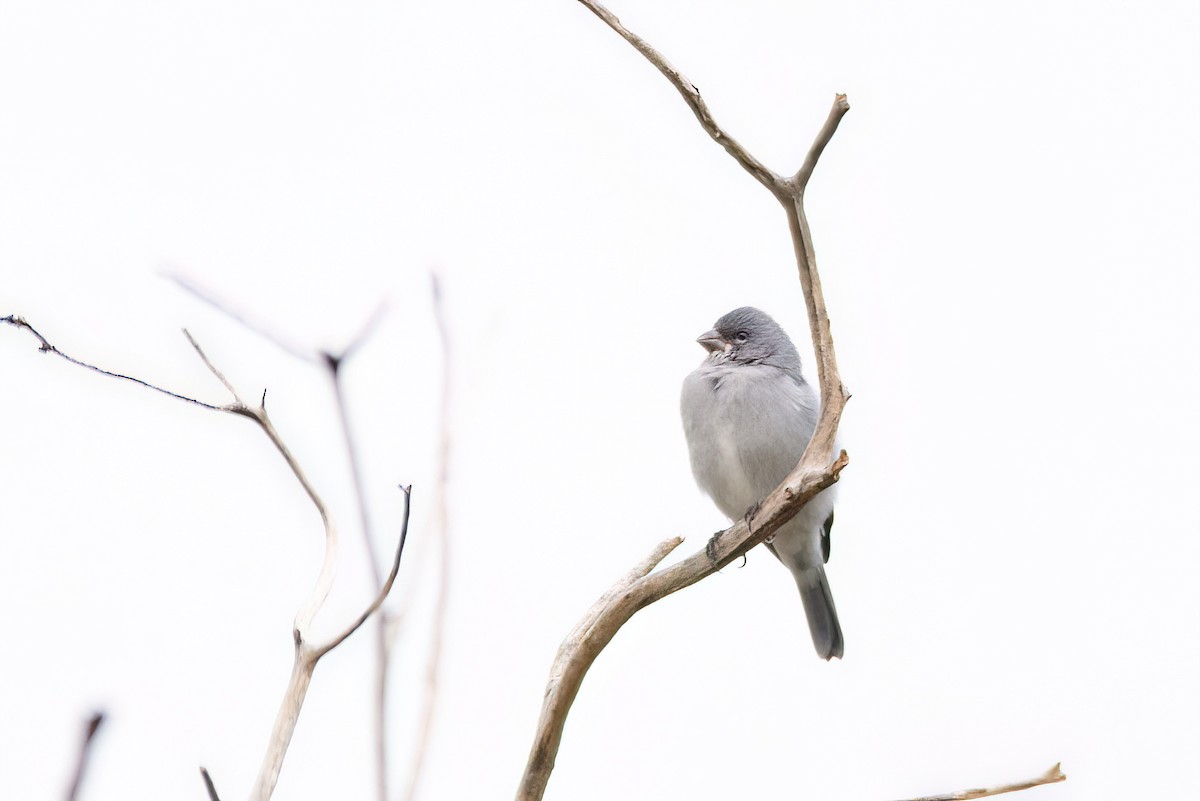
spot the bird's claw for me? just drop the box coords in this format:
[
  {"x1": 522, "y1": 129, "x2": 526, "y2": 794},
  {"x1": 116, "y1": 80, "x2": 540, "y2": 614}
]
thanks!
[
  {"x1": 705, "y1": 531, "x2": 721, "y2": 565},
  {"x1": 745, "y1": 501, "x2": 774, "y2": 543}
]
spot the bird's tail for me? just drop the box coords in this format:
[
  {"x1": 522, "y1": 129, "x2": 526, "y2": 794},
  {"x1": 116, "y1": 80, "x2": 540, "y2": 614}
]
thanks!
[{"x1": 795, "y1": 565, "x2": 844, "y2": 660}]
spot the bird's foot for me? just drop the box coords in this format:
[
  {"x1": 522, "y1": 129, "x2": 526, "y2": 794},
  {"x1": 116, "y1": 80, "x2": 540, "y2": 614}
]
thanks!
[
  {"x1": 705, "y1": 530, "x2": 722, "y2": 565},
  {"x1": 744, "y1": 501, "x2": 773, "y2": 543}
]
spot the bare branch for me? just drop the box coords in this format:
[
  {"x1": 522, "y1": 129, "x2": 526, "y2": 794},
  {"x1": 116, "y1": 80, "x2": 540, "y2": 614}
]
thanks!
[
  {"x1": 892, "y1": 764, "x2": 1067, "y2": 801},
  {"x1": 574, "y1": 0, "x2": 781, "y2": 193},
  {"x1": 524, "y1": 8, "x2": 1061, "y2": 800},
  {"x1": 64, "y1": 712, "x2": 104, "y2": 801},
  {"x1": 401, "y1": 272, "x2": 454, "y2": 801},
  {"x1": 313, "y1": 485, "x2": 413, "y2": 659},
  {"x1": 179, "y1": 328, "x2": 254, "y2": 415},
  {"x1": 328, "y1": 299, "x2": 389, "y2": 365},
  {"x1": 793, "y1": 93, "x2": 851, "y2": 190},
  {"x1": 3, "y1": 315, "x2": 226, "y2": 412},
  {"x1": 516, "y1": 455, "x2": 846, "y2": 801},
  {"x1": 515, "y1": 5, "x2": 1060, "y2": 801},
  {"x1": 167, "y1": 273, "x2": 318, "y2": 363},
  {"x1": 199, "y1": 767, "x2": 222, "y2": 801},
  {"x1": 317, "y1": 309, "x2": 392, "y2": 801},
  {"x1": 7, "y1": 307, "x2": 391, "y2": 801},
  {"x1": 516, "y1": 7, "x2": 858, "y2": 798},
  {"x1": 251, "y1": 651, "x2": 317, "y2": 801}
]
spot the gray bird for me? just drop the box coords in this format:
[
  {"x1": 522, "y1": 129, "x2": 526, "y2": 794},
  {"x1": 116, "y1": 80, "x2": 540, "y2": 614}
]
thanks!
[{"x1": 680, "y1": 306, "x2": 844, "y2": 660}]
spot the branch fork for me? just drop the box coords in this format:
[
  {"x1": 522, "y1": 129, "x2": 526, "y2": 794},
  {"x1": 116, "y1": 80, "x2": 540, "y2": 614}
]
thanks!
[{"x1": 517, "y1": 3, "x2": 1059, "y2": 801}]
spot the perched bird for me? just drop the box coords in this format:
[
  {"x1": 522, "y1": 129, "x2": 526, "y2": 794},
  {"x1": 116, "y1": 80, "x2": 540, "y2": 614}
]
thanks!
[{"x1": 680, "y1": 306, "x2": 844, "y2": 660}]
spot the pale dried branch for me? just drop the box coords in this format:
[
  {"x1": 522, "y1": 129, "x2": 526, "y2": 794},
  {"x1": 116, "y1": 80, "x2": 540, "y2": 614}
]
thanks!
[
  {"x1": 892, "y1": 764, "x2": 1067, "y2": 801},
  {"x1": 575, "y1": 1, "x2": 780, "y2": 192},
  {"x1": 178, "y1": 331, "x2": 343, "y2": 643},
  {"x1": 64, "y1": 712, "x2": 104, "y2": 801},
  {"x1": 518, "y1": 536, "x2": 683, "y2": 795},
  {"x1": 516, "y1": 5, "x2": 850, "y2": 801},
  {"x1": 401, "y1": 272, "x2": 454, "y2": 801},
  {"x1": 515, "y1": 454, "x2": 847, "y2": 801},
  {"x1": 792, "y1": 93, "x2": 851, "y2": 191},
  {"x1": 251, "y1": 484, "x2": 412, "y2": 801},
  {"x1": 171, "y1": 274, "x2": 396, "y2": 801}
]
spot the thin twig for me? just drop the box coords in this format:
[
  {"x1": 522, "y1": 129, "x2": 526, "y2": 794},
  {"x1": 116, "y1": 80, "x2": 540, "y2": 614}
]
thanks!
[
  {"x1": 314, "y1": 485, "x2": 414, "y2": 658},
  {"x1": 167, "y1": 273, "x2": 318, "y2": 363},
  {"x1": 891, "y1": 764, "x2": 1067, "y2": 801},
  {"x1": 64, "y1": 712, "x2": 104, "y2": 801},
  {"x1": 574, "y1": 1, "x2": 781, "y2": 193},
  {"x1": 792, "y1": 93, "x2": 852, "y2": 191},
  {"x1": 199, "y1": 767, "x2": 222, "y2": 801},
  {"x1": 2, "y1": 315, "x2": 226, "y2": 412},
  {"x1": 401, "y1": 273, "x2": 454, "y2": 801}
]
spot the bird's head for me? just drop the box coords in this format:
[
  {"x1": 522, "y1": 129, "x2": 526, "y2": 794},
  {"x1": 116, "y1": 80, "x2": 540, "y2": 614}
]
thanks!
[{"x1": 696, "y1": 306, "x2": 801, "y2": 369}]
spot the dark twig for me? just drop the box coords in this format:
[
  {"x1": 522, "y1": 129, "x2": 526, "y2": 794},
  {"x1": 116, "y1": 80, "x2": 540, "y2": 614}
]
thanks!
[
  {"x1": 3, "y1": 315, "x2": 225, "y2": 411},
  {"x1": 199, "y1": 767, "x2": 222, "y2": 801},
  {"x1": 314, "y1": 485, "x2": 413, "y2": 658},
  {"x1": 64, "y1": 712, "x2": 104, "y2": 801}
]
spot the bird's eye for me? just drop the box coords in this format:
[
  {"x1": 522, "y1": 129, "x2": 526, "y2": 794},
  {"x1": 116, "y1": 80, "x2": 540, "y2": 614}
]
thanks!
[{"x1": 735, "y1": 331, "x2": 749, "y2": 342}]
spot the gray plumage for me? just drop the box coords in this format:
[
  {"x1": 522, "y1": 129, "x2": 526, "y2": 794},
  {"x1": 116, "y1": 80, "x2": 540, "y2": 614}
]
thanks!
[{"x1": 680, "y1": 306, "x2": 844, "y2": 660}]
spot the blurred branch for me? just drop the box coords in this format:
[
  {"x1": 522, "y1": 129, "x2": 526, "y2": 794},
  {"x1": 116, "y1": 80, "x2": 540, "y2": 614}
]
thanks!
[
  {"x1": 892, "y1": 764, "x2": 1067, "y2": 801},
  {"x1": 400, "y1": 273, "x2": 453, "y2": 801},
  {"x1": 168, "y1": 273, "x2": 398, "y2": 801},
  {"x1": 64, "y1": 712, "x2": 104, "y2": 801},
  {"x1": 199, "y1": 767, "x2": 222, "y2": 801},
  {"x1": 321, "y1": 309, "x2": 391, "y2": 801},
  {"x1": 167, "y1": 273, "x2": 317, "y2": 363},
  {"x1": 516, "y1": 4, "x2": 851, "y2": 801}
]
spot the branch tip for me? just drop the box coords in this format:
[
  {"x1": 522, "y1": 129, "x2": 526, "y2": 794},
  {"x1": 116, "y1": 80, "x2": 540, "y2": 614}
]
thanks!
[{"x1": 200, "y1": 766, "x2": 222, "y2": 801}]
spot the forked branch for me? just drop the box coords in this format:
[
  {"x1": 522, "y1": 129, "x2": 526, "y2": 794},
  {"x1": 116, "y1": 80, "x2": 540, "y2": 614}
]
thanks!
[
  {"x1": 519, "y1": 3, "x2": 1057, "y2": 801},
  {"x1": 515, "y1": 6, "x2": 853, "y2": 797},
  {"x1": 1, "y1": 313, "x2": 409, "y2": 801}
]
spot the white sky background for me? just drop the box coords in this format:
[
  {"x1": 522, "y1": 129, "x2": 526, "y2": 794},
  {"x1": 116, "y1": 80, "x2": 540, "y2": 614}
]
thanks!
[{"x1": 1, "y1": 1, "x2": 1198, "y2": 799}]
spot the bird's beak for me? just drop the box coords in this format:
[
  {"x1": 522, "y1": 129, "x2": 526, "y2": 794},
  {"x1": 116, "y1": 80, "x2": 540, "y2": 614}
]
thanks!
[{"x1": 696, "y1": 329, "x2": 727, "y2": 353}]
